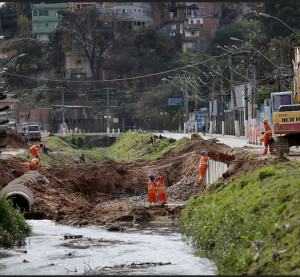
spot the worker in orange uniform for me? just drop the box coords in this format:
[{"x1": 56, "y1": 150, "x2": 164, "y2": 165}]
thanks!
[
  {"x1": 29, "y1": 143, "x2": 44, "y2": 158},
  {"x1": 260, "y1": 119, "x2": 273, "y2": 155},
  {"x1": 147, "y1": 174, "x2": 157, "y2": 207},
  {"x1": 156, "y1": 175, "x2": 167, "y2": 206},
  {"x1": 197, "y1": 151, "x2": 209, "y2": 186},
  {"x1": 26, "y1": 156, "x2": 41, "y2": 171}
]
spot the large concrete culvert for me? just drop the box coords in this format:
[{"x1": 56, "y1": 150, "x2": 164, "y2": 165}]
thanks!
[{"x1": 0, "y1": 172, "x2": 37, "y2": 213}]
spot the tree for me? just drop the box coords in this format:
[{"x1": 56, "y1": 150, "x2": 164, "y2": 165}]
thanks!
[
  {"x1": 59, "y1": 7, "x2": 114, "y2": 80},
  {"x1": 105, "y1": 26, "x2": 179, "y2": 87},
  {"x1": 3, "y1": 38, "x2": 44, "y2": 73},
  {"x1": 47, "y1": 30, "x2": 66, "y2": 74},
  {"x1": 17, "y1": 15, "x2": 31, "y2": 38},
  {"x1": 263, "y1": 1, "x2": 300, "y2": 38}
]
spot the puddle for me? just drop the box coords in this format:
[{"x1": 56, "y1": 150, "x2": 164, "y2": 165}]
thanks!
[{"x1": 0, "y1": 220, "x2": 217, "y2": 275}]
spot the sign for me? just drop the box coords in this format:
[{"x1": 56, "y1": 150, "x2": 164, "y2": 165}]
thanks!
[
  {"x1": 273, "y1": 111, "x2": 300, "y2": 134},
  {"x1": 113, "y1": 118, "x2": 119, "y2": 123},
  {"x1": 168, "y1": 98, "x2": 183, "y2": 106},
  {"x1": 196, "y1": 111, "x2": 208, "y2": 131}
]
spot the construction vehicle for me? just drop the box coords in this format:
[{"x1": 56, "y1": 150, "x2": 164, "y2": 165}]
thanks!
[{"x1": 271, "y1": 47, "x2": 300, "y2": 155}]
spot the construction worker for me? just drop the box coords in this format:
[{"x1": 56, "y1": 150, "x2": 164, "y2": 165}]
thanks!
[
  {"x1": 29, "y1": 143, "x2": 43, "y2": 158},
  {"x1": 26, "y1": 156, "x2": 41, "y2": 171},
  {"x1": 156, "y1": 175, "x2": 167, "y2": 206},
  {"x1": 197, "y1": 151, "x2": 209, "y2": 186},
  {"x1": 147, "y1": 174, "x2": 157, "y2": 207},
  {"x1": 260, "y1": 119, "x2": 273, "y2": 155}
]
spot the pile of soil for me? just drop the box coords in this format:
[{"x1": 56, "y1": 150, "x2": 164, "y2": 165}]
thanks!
[
  {"x1": 0, "y1": 136, "x2": 267, "y2": 226},
  {"x1": 2, "y1": 132, "x2": 27, "y2": 149}
]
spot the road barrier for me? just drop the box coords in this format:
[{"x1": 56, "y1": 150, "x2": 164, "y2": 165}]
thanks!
[{"x1": 205, "y1": 159, "x2": 228, "y2": 186}]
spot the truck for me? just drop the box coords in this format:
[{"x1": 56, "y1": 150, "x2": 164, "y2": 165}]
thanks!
[
  {"x1": 18, "y1": 122, "x2": 42, "y2": 142},
  {"x1": 271, "y1": 47, "x2": 300, "y2": 155}
]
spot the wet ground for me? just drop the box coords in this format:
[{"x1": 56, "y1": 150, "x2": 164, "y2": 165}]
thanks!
[{"x1": 0, "y1": 220, "x2": 217, "y2": 275}]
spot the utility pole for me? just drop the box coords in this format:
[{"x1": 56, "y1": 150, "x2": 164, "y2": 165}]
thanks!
[
  {"x1": 228, "y1": 54, "x2": 240, "y2": 137},
  {"x1": 251, "y1": 53, "x2": 257, "y2": 129},
  {"x1": 62, "y1": 87, "x2": 65, "y2": 126},
  {"x1": 244, "y1": 66, "x2": 249, "y2": 137},
  {"x1": 220, "y1": 68, "x2": 225, "y2": 136},
  {"x1": 184, "y1": 85, "x2": 189, "y2": 122},
  {"x1": 106, "y1": 88, "x2": 110, "y2": 134},
  {"x1": 182, "y1": 86, "x2": 189, "y2": 133},
  {"x1": 209, "y1": 76, "x2": 215, "y2": 135}
]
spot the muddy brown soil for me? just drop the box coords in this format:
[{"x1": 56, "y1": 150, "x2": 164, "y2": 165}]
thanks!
[
  {"x1": 0, "y1": 135, "x2": 272, "y2": 227},
  {"x1": 0, "y1": 132, "x2": 27, "y2": 150}
]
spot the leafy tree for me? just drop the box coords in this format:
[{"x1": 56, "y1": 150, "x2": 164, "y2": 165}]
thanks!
[
  {"x1": 59, "y1": 7, "x2": 114, "y2": 80},
  {"x1": 263, "y1": 1, "x2": 300, "y2": 38},
  {"x1": 3, "y1": 38, "x2": 43, "y2": 73},
  {"x1": 134, "y1": 83, "x2": 183, "y2": 130},
  {"x1": 46, "y1": 30, "x2": 66, "y2": 74}
]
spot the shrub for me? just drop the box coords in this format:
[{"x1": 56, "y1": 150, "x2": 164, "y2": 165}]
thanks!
[
  {"x1": 258, "y1": 167, "x2": 275, "y2": 180},
  {"x1": 0, "y1": 197, "x2": 31, "y2": 247}
]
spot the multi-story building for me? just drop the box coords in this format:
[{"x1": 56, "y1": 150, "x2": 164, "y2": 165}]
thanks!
[
  {"x1": 113, "y1": 2, "x2": 154, "y2": 30},
  {"x1": 31, "y1": 2, "x2": 67, "y2": 42},
  {"x1": 67, "y1": 2, "x2": 102, "y2": 11},
  {"x1": 159, "y1": 2, "x2": 222, "y2": 52}
]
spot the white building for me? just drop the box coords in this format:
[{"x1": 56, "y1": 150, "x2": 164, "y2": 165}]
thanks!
[{"x1": 113, "y1": 2, "x2": 153, "y2": 30}]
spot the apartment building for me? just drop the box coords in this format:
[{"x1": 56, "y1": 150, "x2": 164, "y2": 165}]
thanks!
[
  {"x1": 31, "y1": 2, "x2": 67, "y2": 42},
  {"x1": 159, "y1": 2, "x2": 222, "y2": 52}
]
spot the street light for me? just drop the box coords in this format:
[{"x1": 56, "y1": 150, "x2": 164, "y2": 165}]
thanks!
[
  {"x1": 230, "y1": 37, "x2": 276, "y2": 66},
  {"x1": 258, "y1": 12, "x2": 299, "y2": 36}
]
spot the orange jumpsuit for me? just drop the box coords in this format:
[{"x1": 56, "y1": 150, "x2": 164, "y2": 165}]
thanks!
[
  {"x1": 147, "y1": 179, "x2": 157, "y2": 204},
  {"x1": 260, "y1": 123, "x2": 272, "y2": 155},
  {"x1": 156, "y1": 177, "x2": 167, "y2": 203},
  {"x1": 26, "y1": 158, "x2": 41, "y2": 170},
  {"x1": 197, "y1": 155, "x2": 209, "y2": 185},
  {"x1": 29, "y1": 144, "x2": 41, "y2": 158}
]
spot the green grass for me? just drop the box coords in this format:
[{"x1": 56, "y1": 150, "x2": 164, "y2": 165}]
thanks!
[
  {"x1": 0, "y1": 197, "x2": 31, "y2": 247},
  {"x1": 107, "y1": 132, "x2": 188, "y2": 161},
  {"x1": 181, "y1": 161, "x2": 300, "y2": 275},
  {"x1": 23, "y1": 132, "x2": 188, "y2": 165}
]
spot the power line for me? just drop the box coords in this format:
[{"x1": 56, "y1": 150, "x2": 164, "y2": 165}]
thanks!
[{"x1": 3, "y1": 54, "x2": 226, "y2": 84}]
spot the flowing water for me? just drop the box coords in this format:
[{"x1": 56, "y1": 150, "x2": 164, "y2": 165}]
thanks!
[{"x1": 0, "y1": 220, "x2": 216, "y2": 275}]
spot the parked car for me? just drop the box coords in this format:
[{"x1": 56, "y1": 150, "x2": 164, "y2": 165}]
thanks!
[
  {"x1": 4, "y1": 121, "x2": 17, "y2": 132},
  {"x1": 23, "y1": 123, "x2": 41, "y2": 141}
]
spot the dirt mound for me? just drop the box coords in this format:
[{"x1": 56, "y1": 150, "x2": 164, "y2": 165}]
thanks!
[
  {"x1": 0, "y1": 137, "x2": 267, "y2": 226},
  {"x1": 2, "y1": 132, "x2": 27, "y2": 149}
]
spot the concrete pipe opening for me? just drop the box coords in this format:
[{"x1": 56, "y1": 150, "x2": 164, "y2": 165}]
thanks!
[
  {"x1": 0, "y1": 184, "x2": 34, "y2": 213},
  {"x1": 6, "y1": 192, "x2": 31, "y2": 213}
]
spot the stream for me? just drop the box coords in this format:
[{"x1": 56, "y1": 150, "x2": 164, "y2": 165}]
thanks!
[{"x1": 0, "y1": 220, "x2": 216, "y2": 275}]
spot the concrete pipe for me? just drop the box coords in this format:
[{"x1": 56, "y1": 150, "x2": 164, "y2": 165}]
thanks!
[{"x1": 0, "y1": 172, "x2": 37, "y2": 213}]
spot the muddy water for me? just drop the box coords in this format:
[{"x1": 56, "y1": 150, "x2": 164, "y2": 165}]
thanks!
[{"x1": 0, "y1": 220, "x2": 216, "y2": 275}]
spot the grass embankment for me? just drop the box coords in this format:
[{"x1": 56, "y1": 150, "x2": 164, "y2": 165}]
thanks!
[
  {"x1": 0, "y1": 197, "x2": 31, "y2": 247},
  {"x1": 181, "y1": 162, "x2": 300, "y2": 275},
  {"x1": 24, "y1": 132, "x2": 188, "y2": 164}
]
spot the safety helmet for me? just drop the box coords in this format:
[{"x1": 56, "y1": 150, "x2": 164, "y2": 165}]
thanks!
[
  {"x1": 263, "y1": 119, "x2": 268, "y2": 124},
  {"x1": 148, "y1": 174, "x2": 155, "y2": 180},
  {"x1": 201, "y1": 151, "x2": 207, "y2": 156}
]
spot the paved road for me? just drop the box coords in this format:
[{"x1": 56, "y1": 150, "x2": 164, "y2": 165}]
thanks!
[{"x1": 154, "y1": 132, "x2": 263, "y2": 149}]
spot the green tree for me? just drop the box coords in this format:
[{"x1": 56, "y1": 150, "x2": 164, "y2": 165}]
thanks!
[
  {"x1": 3, "y1": 38, "x2": 43, "y2": 73},
  {"x1": 59, "y1": 7, "x2": 114, "y2": 80}
]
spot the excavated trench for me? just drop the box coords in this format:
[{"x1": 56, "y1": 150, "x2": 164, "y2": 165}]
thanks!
[
  {"x1": 0, "y1": 136, "x2": 237, "y2": 225},
  {"x1": 0, "y1": 135, "x2": 268, "y2": 275}
]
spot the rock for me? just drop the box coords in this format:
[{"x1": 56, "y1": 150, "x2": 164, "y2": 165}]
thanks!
[
  {"x1": 23, "y1": 259, "x2": 30, "y2": 263},
  {"x1": 64, "y1": 234, "x2": 83, "y2": 240},
  {"x1": 105, "y1": 222, "x2": 125, "y2": 232}
]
